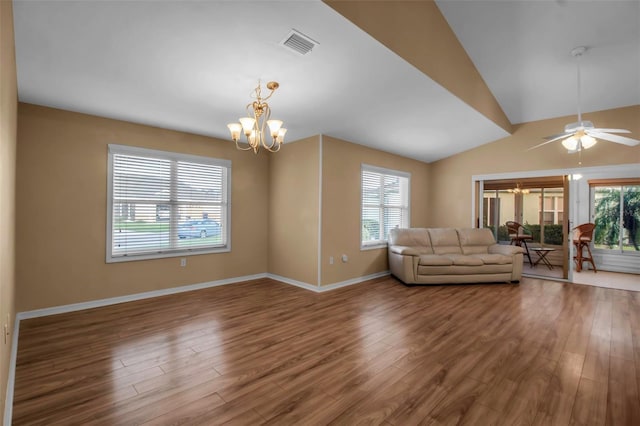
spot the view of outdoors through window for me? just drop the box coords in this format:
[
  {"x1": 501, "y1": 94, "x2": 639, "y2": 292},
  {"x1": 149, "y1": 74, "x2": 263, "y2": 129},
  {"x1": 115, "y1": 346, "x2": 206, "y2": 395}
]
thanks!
[
  {"x1": 109, "y1": 147, "x2": 229, "y2": 260},
  {"x1": 592, "y1": 185, "x2": 640, "y2": 252},
  {"x1": 361, "y1": 167, "x2": 410, "y2": 247},
  {"x1": 483, "y1": 187, "x2": 564, "y2": 246}
]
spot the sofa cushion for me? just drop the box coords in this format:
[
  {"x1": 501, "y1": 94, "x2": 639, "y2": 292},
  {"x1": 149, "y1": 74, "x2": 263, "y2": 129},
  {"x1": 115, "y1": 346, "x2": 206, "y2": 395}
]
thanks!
[
  {"x1": 445, "y1": 254, "x2": 484, "y2": 266},
  {"x1": 428, "y1": 228, "x2": 462, "y2": 255},
  {"x1": 391, "y1": 246, "x2": 434, "y2": 256},
  {"x1": 389, "y1": 228, "x2": 433, "y2": 254},
  {"x1": 418, "y1": 254, "x2": 453, "y2": 266},
  {"x1": 471, "y1": 253, "x2": 512, "y2": 265},
  {"x1": 458, "y1": 228, "x2": 497, "y2": 255},
  {"x1": 417, "y1": 264, "x2": 513, "y2": 276}
]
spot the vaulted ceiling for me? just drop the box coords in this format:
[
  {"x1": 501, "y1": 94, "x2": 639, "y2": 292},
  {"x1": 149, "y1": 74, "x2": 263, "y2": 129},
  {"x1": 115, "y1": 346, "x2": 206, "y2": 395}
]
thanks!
[{"x1": 12, "y1": 0, "x2": 640, "y2": 162}]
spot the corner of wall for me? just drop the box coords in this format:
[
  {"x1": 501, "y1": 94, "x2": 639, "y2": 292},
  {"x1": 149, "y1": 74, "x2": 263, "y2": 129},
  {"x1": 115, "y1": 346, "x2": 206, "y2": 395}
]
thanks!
[
  {"x1": 1, "y1": 0, "x2": 18, "y2": 421},
  {"x1": 267, "y1": 135, "x2": 321, "y2": 286}
]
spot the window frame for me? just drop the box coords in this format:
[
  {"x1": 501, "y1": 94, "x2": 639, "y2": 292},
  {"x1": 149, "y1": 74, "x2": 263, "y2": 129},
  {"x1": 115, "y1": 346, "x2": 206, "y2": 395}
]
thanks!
[
  {"x1": 106, "y1": 144, "x2": 232, "y2": 263},
  {"x1": 589, "y1": 180, "x2": 640, "y2": 257},
  {"x1": 360, "y1": 164, "x2": 411, "y2": 250}
]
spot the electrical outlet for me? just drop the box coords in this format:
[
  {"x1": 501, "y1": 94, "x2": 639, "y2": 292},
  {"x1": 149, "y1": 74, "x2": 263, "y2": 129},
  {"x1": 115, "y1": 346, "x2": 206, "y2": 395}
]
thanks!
[
  {"x1": 180, "y1": 258, "x2": 187, "y2": 267},
  {"x1": 329, "y1": 256, "x2": 334, "y2": 265},
  {"x1": 341, "y1": 254, "x2": 348, "y2": 263}
]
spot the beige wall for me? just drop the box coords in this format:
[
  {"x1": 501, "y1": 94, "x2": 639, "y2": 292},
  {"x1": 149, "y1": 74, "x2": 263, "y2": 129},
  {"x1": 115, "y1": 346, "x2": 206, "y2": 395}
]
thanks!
[
  {"x1": 0, "y1": 0, "x2": 17, "y2": 418},
  {"x1": 323, "y1": 0, "x2": 511, "y2": 133},
  {"x1": 16, "y1": 104, "x2": 270, "y2": 311},
  {"x1": 321, "y1": 136, "x2": 430, "y2": 286},
  {"x1": 429, "y1": 105, "x2": 640, "y2": 227},
  {"x1": 268, "y1": 136, "x2": 320, "y2": 285}
]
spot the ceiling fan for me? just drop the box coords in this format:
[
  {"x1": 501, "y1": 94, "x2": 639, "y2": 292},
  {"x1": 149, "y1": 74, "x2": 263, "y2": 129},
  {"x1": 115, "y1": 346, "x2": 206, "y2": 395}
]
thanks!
[{"x1": 529, "y1": 46, "x2": 640, "y2": 153}]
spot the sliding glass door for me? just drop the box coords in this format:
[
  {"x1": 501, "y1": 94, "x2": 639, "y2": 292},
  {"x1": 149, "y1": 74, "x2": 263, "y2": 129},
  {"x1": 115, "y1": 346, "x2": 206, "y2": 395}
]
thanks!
[{"x1": 479, "y1": 177, "x2": 569, "y2": 279}]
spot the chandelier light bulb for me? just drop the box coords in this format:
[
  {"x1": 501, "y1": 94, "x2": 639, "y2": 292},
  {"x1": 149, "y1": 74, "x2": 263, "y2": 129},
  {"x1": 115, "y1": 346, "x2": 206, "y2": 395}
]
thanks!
[
  {"x1": 248, "y1": 130, "x2": 257, "y2": 145},
  {"x1": 267, "y1": 119, "x2": 283, "y2": 138},
  {"x1": 226, "y1": 123, "x2": 242, "y2": 142},
  {"x1": 276, "y1": 128, "x2": 287, "y2": 144},
  {"x1": 239, "y1": 117, "x2": 256, "y2": 135}
]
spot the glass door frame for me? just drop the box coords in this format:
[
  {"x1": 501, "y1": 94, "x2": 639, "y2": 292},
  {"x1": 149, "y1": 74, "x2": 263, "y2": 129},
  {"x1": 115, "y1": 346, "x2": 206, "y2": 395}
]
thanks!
[{"x1": 473, "y1": 170, "x2": 575, "y2": 282}]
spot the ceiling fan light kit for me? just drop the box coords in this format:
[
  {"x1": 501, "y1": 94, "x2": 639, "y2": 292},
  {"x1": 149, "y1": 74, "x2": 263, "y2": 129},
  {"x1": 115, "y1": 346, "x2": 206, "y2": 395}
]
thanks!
[{"x1": 530, "y1": 46, "x2": 639, "y2": 154}]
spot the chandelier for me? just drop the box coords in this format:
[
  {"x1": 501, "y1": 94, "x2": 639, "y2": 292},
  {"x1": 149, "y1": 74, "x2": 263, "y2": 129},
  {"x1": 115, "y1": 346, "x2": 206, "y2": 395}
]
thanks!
[
  {"x1": 508, "y1": 183, "x2": 530, "y2": 195},
  {"x1": 227, "y1": 81, "x2": 287, "y2": 153}
]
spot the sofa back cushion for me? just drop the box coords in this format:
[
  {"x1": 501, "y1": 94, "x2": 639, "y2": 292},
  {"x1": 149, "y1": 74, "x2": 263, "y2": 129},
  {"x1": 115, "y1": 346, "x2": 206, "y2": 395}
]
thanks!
[
  {"x1": 427, "y1": 228, "x2": 462, "y2": 254},
  {"x1": 389, "y1": 228, "x2": 433, "y2": 253},
  {"x1": 457, "y1": 228, "x2": 497, "y2": 254}
]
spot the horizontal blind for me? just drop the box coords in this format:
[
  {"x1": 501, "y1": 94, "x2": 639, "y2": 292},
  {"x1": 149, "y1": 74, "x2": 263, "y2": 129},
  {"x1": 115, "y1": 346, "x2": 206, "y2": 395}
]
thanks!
[
  {"x1": 108, "y1": 145, "x2": 230, "y2": 261},
  {"x1": 361, "y1": 165, "x2": 410, "y2": 247}
]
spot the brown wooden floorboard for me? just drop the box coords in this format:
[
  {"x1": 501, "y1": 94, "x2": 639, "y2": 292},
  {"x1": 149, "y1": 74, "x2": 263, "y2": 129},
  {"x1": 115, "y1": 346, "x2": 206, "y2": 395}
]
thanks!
[{"x1": 11, "y1": 276, "x2": 640, "y2": 425}]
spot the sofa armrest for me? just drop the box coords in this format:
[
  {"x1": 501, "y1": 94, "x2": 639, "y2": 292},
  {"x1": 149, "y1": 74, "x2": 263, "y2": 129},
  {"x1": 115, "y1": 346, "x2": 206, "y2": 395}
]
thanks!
[
  {"x1": 389, "y1": 245, "x2": 422, "y2": 256},
  {"x1": 488, "y1": 244, "x2": 523, "y2": 256}
]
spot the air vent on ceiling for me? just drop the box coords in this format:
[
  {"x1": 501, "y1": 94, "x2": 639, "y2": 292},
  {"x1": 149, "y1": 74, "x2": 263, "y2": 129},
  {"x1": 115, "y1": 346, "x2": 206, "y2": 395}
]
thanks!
[{"x1": 280, "y1": 29, "x2": 318, "y2": 56}]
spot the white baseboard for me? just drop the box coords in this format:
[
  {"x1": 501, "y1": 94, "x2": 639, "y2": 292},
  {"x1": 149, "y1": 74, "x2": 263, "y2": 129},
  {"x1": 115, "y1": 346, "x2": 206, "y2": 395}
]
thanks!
[
  {"x1": 16, "y1": 270, "x2": 391, "y2": 320},
  {"x1": 4, "y1": 269, "x2": 389, "y2": 424},
  {"x1": 320, "y1": 271, "x2": 391, "y2": 291},
  {"x1": 3, "y1": 317, "x2": 20, "y2": 426},
  {"x1": 267, "y1": 274, "x2": 318, "y2": 291},
  {"x1": 266, "y1": 271, "x2": 390, "y2": 293},
  {"x1": 16, "y1": 273, "x2": 268, "y2": 321}
]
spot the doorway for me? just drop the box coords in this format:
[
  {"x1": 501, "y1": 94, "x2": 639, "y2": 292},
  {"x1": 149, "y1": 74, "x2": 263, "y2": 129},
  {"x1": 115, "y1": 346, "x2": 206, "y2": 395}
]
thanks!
[{"x1": 479, "y1": 176, "x2": 569, "y2": 280}]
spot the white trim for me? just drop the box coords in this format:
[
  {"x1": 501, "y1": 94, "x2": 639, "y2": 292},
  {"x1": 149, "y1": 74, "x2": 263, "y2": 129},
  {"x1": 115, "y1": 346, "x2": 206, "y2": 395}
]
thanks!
[
  {"x1": 267, "y1": 271, "x2": 390, "y2": 293},
  {"x1": 108, "y1": 144, "x2": 231, "y2": 168},
  {"x1": 361, "y1": 243, "x2": 388, "y2": 251},
  {"x1": 362, "y1": 164, "x2": 411, "y2": 179},
  {"x1": 471, "y1": 163, "x2": 640, "y2": 182},
  {"x1": 16, "y1": 273, "x2": 267, "y2": 320},
  {"x1": 3, "y1": 269, "x2": 391, "y2": 423},
  {"x1": 320, "y1": 271, "x2": 390, "y2": 291},
  {"x1": 3, "y1": 317, "x2": 20, "y2": 426},
  {"x1": 471, "y1": 179, "x2": 478, "y2": 227},
  {"x1": 318, "y1": 135, "x2": 323, "y2": 287},
  {"x1": 360, "y1": 164, "x2": 411, "y2": 249},
  {"x1": 14, "y1": 270, "x2": 391, "y2": 321},
  {"x1": 267, "y1": 274, "x2": 319, "y2": 292},
  {"x1": 106, "y1": 144, "x2": 232, "y2": 263}
]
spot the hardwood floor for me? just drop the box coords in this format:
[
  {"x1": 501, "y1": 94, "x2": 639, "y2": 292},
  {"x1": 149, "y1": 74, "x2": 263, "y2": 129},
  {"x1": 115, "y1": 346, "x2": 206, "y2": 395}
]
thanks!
[{"x1": 12, "y1": 276, "x2": 640, "y2": 425}]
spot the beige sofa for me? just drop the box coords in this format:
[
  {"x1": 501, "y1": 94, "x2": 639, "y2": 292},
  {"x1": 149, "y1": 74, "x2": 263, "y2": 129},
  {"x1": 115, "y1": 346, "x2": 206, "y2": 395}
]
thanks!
[{"x1": 388, "y1": 228, "x2": 523, "y2": 285}]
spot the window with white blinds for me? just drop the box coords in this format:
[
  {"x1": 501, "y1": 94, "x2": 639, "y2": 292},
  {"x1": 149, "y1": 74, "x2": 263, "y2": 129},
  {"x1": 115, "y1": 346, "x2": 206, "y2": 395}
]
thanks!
[
  {"x1": 107, "y1": 144, "x2": 231, "y2": 262},
  {"x1": 361, "y1": 164, "x2": 410, "y2": 248}
]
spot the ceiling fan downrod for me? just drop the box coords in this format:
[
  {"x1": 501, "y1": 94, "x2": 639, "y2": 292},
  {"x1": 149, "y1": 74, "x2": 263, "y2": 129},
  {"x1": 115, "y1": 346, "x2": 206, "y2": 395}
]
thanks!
[{"x1": 571, "y1": 46, "x2": 587, "y2": 127}]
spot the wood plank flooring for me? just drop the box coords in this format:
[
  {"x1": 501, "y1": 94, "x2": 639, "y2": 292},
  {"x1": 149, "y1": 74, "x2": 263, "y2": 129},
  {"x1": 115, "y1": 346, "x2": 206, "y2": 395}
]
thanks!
[{"x1": 12, "y1": 276, "x2": 640, "y2": 425}]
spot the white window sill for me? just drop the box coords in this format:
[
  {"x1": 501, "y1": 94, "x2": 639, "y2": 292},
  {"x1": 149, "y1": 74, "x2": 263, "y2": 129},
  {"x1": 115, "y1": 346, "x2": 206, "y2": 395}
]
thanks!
[{"x1": 361, "y1": 243, "x2": 388, "y2": 251}]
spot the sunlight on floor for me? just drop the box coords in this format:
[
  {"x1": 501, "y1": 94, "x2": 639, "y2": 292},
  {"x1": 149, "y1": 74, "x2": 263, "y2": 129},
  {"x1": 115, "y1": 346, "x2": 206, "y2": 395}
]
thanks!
[
  {"x1": 573, "y1": 270, "x2": 640, "y2": 292},
  {"x1": 522, "y1": 262, "x2": 639, "y2": 292}
]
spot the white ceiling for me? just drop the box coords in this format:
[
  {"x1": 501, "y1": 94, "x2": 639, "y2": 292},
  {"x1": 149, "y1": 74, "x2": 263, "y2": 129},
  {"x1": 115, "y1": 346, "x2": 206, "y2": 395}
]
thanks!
[
  {"x1": 12, "y1": 1, "x2": 640, "y2": 163},
  {"x1": 436, "y1": 0, "x2": 640, "y2": 125}
]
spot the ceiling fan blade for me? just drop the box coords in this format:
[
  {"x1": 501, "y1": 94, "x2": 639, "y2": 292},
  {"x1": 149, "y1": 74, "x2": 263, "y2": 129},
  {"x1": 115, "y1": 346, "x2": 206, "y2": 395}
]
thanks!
[
  {"x1": 528, "y1": 135, "x2": 569, "y2": 151},
  {"x1": 587, "y1": 131, "x2": 640, "y2": 146},
  {"x1": 543, "y1": 131, "x2": 572, "y2": 141},
  {"x1": 590, "y1": 128, "x2": 631, "y2": 134}
]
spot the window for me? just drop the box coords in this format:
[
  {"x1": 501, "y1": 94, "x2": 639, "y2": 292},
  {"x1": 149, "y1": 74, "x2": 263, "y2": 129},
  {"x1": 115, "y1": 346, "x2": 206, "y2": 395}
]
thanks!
[
  {"x1": 591, "y1": 181, "x2": 640, "y2": 254},
  {"x1": 107, "y1": 144, "x2": 231, "y2": 262},
  {"x1": 538, "y1": 194, "x2": 563, "y2": 225},
  {"x1": 361, "y1": 164, "x2": 410, "y2": 249}
]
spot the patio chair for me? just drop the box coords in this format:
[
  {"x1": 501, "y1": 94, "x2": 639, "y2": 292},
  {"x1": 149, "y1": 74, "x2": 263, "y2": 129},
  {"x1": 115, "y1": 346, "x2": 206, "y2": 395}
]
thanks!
[
  {"x1": 506, "y1": 221, "x2": 533, "y2": 265},
  {"x1": 573, "y1": 223, "x2": 597, "y2": 272}
]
